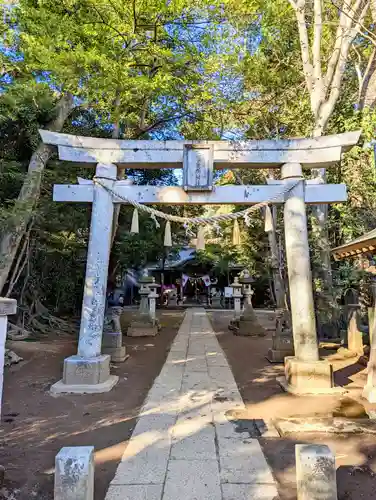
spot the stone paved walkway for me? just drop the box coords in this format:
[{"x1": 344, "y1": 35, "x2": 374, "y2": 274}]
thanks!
[{"x1": 105, "y1": 308, "x2": 278, "y2": 500}]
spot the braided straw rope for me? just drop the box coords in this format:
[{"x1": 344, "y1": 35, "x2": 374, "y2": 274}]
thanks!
[{"x1": 94, "y1": 178, "x2": 299, "y2": 226}]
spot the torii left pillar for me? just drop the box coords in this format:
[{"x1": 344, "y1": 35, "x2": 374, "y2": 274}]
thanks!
[{"x1": 51, "y1": 164, "x2": 119, "y2": 394}]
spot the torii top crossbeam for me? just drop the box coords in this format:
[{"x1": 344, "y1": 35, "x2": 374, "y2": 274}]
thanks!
[
  {"x1": 41, "y1": 129, "x2": 361, "y2": 206},
  {"x1": 40, "y1": 130, "x2": 360, "y2": 169}
]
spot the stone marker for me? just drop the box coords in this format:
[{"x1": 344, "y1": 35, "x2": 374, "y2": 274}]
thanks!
[
  {"x1": 233, "y1": 270, "x2": 266, "y2": 336},
  {"x1": 266, "y1": 308, "x2": 294, "y2": 363},
  {"x1": 295, "y1": 444, "x2": 337, "y2": 500},
  {"x1": 55, "y1": 446, "x2": 94, "y2": 500},
  {"x1": 0, "y1": 298, "x2": 17, "y2": 418},
  {"x1": 363, "y1": 315, "x2": 376, "y2": 403},
  {"x1": 102, "y1": 306, "x2": 127, "y2": 362},
  {"x1": 127, "y1": 274, "x2": 160, "y2": 337},
  {"x1": 344, "y1": 289, "x2": 364, "y2": 354}
]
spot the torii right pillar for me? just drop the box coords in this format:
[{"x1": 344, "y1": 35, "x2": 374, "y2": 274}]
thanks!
[{"x1": 279, "y1": 163, "x2": 339, "y2": 395}]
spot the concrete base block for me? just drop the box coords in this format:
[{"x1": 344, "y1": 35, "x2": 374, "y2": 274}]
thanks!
[
  {"x1": 64, "y1": 354, "x2": 111, "y2": 384},
  {"x1": 50, "y1": 354, "x2": 119, "y2": 394},
  {"x1": 295, "y1": 444, "x2": 337, "y2": 500},
  {"x1": 231, "y1": 319, "x2": 266, "y2": 337},
  {"x1": 266, "y1": 348, "x2": 294, "y2": 363},
  {"x1": 102, "y1": 346, "x2": 128, "y2": 363},
  {"x1": 362, "y1": 384, "x2": 376, "y2": 403},
  {"x1": 278, "y1": 357, "x2": 343, "y2": 395},
  {"x1": 55, "y1": 446, "x2": 94, "y2": 500},
  {"x1": 102, "y1": 331, "x2": 122, "y2": 348},
  {"x1": 51, "y1": 375, "x2": 119, "y2": 394},
  {"x1": 127, "y1": 322, "x2": 159, "y2": 337}
]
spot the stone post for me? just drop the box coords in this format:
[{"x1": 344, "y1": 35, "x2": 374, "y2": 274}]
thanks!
[
  {"x1": 51, "y1": 164, "x2": 119, "y2": 394},
  {"x1": 363, "y1": 282, "x2": 376, "y2": 402},
  {"x1": 228, "y1": 277, "x2": 242, "y2": 331},
  {"x1": 127, "y1": 274, "x2": 160, "y2": 337},
  {"x1": 0, "y1": 298, "x2": 17, "y2": 417},
  {"x1": 280, "y1": 163, "x2": 334, "y2": 394},
  {"x1": 369, "y1": 280, "x2": 376, "y2": 347},
  {"x1": 148, "y1": 278, "x2": 160, "y2": 324},
  {"x1": 233, "y1": 270, "x2": 265, "y2": 336},
  {"x1": 266, "y1": 308, "x2": 294, "y2": 363},
  {"x1": 345, "y1": 289, "x2": 364, "y2": 354},
  {"x1": 55, "y1": 447, "x2": 94, "y2": 500},
  {"x1": 295, "y1": 444, "x2": 337, "y2": 500},
  {"x1": 102, "y1": 306, "x2": 127, "y2": 363}
]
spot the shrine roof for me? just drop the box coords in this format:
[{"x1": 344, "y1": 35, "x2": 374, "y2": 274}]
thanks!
[{"x1": 331, "y1": 228, "x2": 376, "y2": 260}]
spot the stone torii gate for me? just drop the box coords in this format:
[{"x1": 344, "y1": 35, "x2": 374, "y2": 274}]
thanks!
[{"x1": 39, "y1": 130, "x2": 360, "y2": 394}]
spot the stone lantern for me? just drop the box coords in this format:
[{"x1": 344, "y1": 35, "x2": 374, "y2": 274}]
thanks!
[
  {"x1": 233, "y1": 269, "x2": 265, "y2": 337},
  {"x1": 138, "y1": 271, "x2": 154, "y2": 315},
  {"x1": 127, "y1": 271, "x2": 160, "y2": 337}
]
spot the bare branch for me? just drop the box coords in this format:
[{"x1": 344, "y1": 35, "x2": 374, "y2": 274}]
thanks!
[
  {"x1": 358, "y1": 47, "x2": 376, "y2": 109},
  {"x1": 352, "y1": 45, "x2": 364, "y2": 101},
  {"x1": 294, "y1": 1, "x2": 314, "y2": 93},
  {"x1": 332, "y1": 0, "x2": 376, "y2": 45},
  {"x1": 319, "y1": 1, "x2": 369, "y2": 129},
  {"x1": 324, "y1": 2, "x2": 352, "y2": 90}
]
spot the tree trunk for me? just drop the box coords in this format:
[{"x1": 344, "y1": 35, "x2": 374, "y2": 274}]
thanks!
[
  {"x1": 267, "y1": 172, "x2": 286, "y2": 308},
  {"x1": 268, "y1": 205, "x2": 286, "y2": 309},
  {"x1": 106, "y1": 102, "x2": 124, "y2": 289},
  {"x1": 359, "y1": 1, "x2": 376, "y2": 110},
  {"x1": 312, "y1": 122, "x2": 333, "y2": 297},
  {"x1": 0, "y1": 93, "x2": 75, "y2": 295}
]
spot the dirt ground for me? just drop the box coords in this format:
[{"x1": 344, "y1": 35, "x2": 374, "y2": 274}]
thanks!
[
  {"x1": 210, "y1": 310, "x2": 376, "y2": 500},
  {"x1": 0, "y1": 310, "x2": 184, "y2": 500},
  {"x1": 3, "y1": 308, "x2": 376, "y2": 500}
]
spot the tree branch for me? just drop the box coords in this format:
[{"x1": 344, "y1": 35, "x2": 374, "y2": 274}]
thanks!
[
  {"x1": 313, "y1": 0, "x2": 323, "y2": 82},
  {"x1": 135, "y1": 112, "x2": 193, "y2": 137},
  {"x1": 324, "y1": 1, "x2": 352, "y2": 90},
  {"x1": 358, "y1": 47, "x2": 376, "y2": 109},
  {"x1": 319, "y1": 1, "x2": 369, "y2": 128},
  {"x1": 294, "y1": 1, "x2": 314, "y2": 93}
]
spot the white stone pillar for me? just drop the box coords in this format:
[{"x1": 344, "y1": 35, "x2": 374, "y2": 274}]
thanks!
[
  {"x1": 282, "y1": 163, "x2": 319, "y2": 362},
  {"x1": 51, "y1": 164, "x2": 118, "y2": 394},
  {"x1": 78, "y1": 164, "x2": 117, "y2": 358},
  {"x1": 0, "y1": 298, "x2": 17, "y2": 417}
]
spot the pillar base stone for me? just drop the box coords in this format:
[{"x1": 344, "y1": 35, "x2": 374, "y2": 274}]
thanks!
[
  {"x1": 102, "y1": 346, "x2": 128, "y2": 363},
  {"x1": 266, "y1": 348, "x2": 294, "y2": 363},
  {"x1": 127, "y1": 316, "x2": 160, "y2": 337},
  {"x1": 362, "y1": 385, "x2": 376, "y2": 403},
  {"x1": 102, "y1": 332, "x2": 127, "y2": 362},
  {"x1": 230, "y1": 318, "x2": 266, "y2": 337},
  {"x1": 50, "y1": 354, "x2": 119, "y2": 394},
  {"x1": 278, "y1": 356, "x2": 344, "y2": 395}
]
